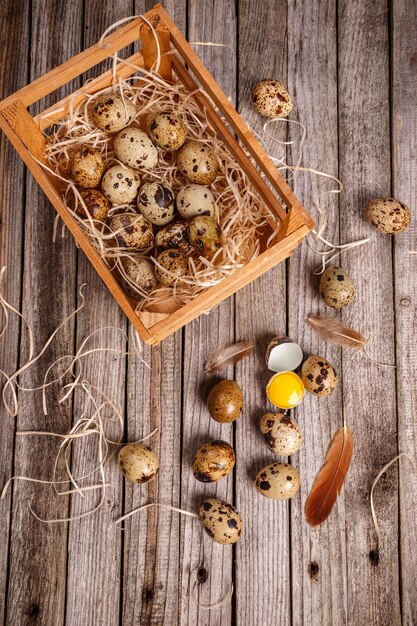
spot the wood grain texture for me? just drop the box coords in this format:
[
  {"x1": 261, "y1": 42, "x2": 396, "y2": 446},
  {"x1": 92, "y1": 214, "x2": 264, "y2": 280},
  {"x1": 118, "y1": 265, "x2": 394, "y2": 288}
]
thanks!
[
  {"x1": 0, "y1": 0, "x2": 29, "y2": 622},
  {"x1": 286, "y1": 1, "x2": 347, "y2": 625},
  {"x1": 338, "y1": 1, "x2": 400, "y2": 624},
  {"x1": 234, "y1": 2, "x2": 290, "y2": 625},
  {"x1": 5, "y1": 2, "x2": 81, "y2": 624},
  {"x1": 178, "y1": 2, "x2": 236, "y2": 623},
  {"x1": 391, "y1": 0, "x2": 417, "y2": 623}
]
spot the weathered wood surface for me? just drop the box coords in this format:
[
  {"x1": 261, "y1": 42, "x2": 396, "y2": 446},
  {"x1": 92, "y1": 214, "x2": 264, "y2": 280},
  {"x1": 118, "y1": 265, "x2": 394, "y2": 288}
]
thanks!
[{"x1": 0, "y1": 1, "x2": 416, "y2": 625}]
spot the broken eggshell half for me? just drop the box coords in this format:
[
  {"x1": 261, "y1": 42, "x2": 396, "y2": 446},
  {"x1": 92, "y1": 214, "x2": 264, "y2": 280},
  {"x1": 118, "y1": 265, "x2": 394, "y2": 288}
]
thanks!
[{"x1": 265, "y1": 336, "x2": 303, "y2": 373}]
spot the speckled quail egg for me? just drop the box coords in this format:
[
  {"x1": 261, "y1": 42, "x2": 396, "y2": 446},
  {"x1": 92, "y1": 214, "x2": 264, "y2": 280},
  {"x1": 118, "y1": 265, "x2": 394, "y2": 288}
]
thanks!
[
  {"x1": 114, "y1": 127, "x2": 158, "y2": 170},
  {"x1": 265, "y1": 336, "x2": 303, "y2": 373},
  {"x1": 177, "y1": 140, "x2": 219, "y2": 184},
  {"x1": 192, "y1": 440, "x2": 235, "y2": 483},
  {"x1": 147, "y1": 111, "x2": 187, "y2": 150},
  {"x1": 260, "y1": 412, "x2": 303, "y2": 455},
  {"x1": 121, "y1": 257, "x2": 158, "y2": 296},
  {"x1": 101, "y1": 164, "x2": 140, "y2": 205},
  {"x1": 255, "y1": 463, "x2": 300, "y2": 500},
  {"x1": 154, "y1": 221, "x2": 194, "y2": 254},
  {"x1": 118, "y1": 443, "x2": 159, "y2": 484},
  {"x1": 77, "y1": 189, "x2": 110, "y2": 222},
  {"x1": 176, "y1": 184, "x2": 216, "y2": 220},
  {"x1": 187, "y1": 216, "x2": 222, "y2": 257},
  {"x1": 154, "y1": 249, "x2": 188, "y2": 287},
  {"x1": 70, "y1": 146, "x2": 105, "y2": 188},
  {"x1": 252, "y1": 79, "x2": 293, "y2": 118},
  {"x1": 199, "y1": 498, "x2": 243, "y2": 544},
  {"x1": 91, "y1": 94, "x2": 136, "y2": 132},
  {"x1": 301, "y1": 355, "x2": 338, "y2": 397},
  {"x1": 208, "y1": 380, "x2": 243, "y2": 423},
  {"x1": 109, "y1": 213, "x2": 153, "y2": 250},
  {"x1": 320, "y1": 266, "x2": 356, "y2": 309},
  {"x1": 365, "y1": 197, "x2": 411, "y2": 234},
  {"x1": 137, "y1": 182, "x2": 175, "y2": 226}
]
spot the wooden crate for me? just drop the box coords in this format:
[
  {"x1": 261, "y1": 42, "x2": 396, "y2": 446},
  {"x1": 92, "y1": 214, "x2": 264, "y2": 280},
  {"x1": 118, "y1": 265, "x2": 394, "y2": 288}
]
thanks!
[{"x1": 0, "y1": 3, "x2": 314, "y2": 345}]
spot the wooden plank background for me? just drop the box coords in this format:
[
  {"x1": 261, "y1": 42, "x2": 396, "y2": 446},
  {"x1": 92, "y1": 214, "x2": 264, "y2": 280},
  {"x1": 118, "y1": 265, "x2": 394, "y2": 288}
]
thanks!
[{"x1": 0, "y1": 0, "x2": 416, "y2": 625}]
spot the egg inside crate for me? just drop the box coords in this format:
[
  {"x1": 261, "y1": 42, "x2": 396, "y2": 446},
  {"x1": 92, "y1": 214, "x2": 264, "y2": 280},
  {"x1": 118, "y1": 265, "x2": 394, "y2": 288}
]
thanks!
[
  {"x1": 70, "y1": 146, "x2": 104, "y2": 188},
  {"x1": 177, "y1": 140, "x2": 219, "y2": 185},
  {"x1": 146, "y1": 111, "x2": 187, "y2": 150},
  {"x1": 91, "y1": 94, "x2": 136, "y2": 132},
  {"x1": 265, "y1": 336, "x2": 303, "y2": 373},
  {"x1": 176, "y1": 184, "x2": 216, "y2": 220},
  {"x1": 101, "y1": 164, "x2": 140, "y2": 205},
  {"x1": 154, "y1": 221, "x2": 194, "y2": 254},
  {"x1": 109, "y1": 213, "x2": 154, "y2": 250},
  {"x1": 121, "y1": 256, "x2": 159, "y2": 296},
  {"x1": 187, "y1": 216, "x2": 222, "y2": 257},
  {"x1": 77, "y1": 189, "x2": 109, "y2": 222},
  {"x1": 137, "y1": 182, "x2": 175, "y2": 226},
  {"x1": 154, "y1": 249, "x2": 188, "y2": 287},
  {"x1": 114, "y1": 127, "x2": 158, "y2": 170}
]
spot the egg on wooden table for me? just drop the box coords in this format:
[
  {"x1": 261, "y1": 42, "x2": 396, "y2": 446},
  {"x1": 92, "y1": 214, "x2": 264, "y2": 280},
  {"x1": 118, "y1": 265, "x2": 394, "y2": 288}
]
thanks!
[
  {"x1": 259, "y1": 412, "x2": 303, "y2": 455},
  {"x1": 70, "y1": 146, "x2": 105, "y2": 188},
  {"x1": 187, "y1": 216, "x2": 222, "y2": 257},
  {"x1": 365, "y1": 197, "x2": 411, "y2": 234},
  {"x1": 118, "y1": 443, "x2": 159, "y2": 484},
  {"x1": 207, "y1": 380, "x2": 243, "y2": 423},
  {"x1": 177, "y1": 140, "x2": 219, "y2": 184},
  {"x1": 301, "y1": 355, "x2": 338, "y2": 397},
  {"x1": 101, "y1": 164, "x2": 140, "y2": 205},
  {"x1": 121, "y1": 256, "x2": 158, "y2": 296},
  {"x1": 137, "y1": 182, "x2": 175, "y2": 226},
  {"x1": 154, "y1": 249, "x2": 188, "y2": 287},
  {"x1": 192, "y1": 440, "x2": 236, "y2": 483},
  {"x1": 154, "y1": 221, "x2": 194, "y2": 254},
  {"x1": 146, "y1": 111, "x2": 187, "y2": 150},
  {"x1": 320, "y1": 266, "x2": 356, "y2": 309},
  {"x1": 255, "y1": 463, "x2": 300, "y2": 500},
  {"x1": 199, "y1": 498, "x2": 243, "y2": 544},
  {"x1": 114, "y1": 127, "x2": 158, "y2": 170},
  {"x1": 176, "y1": 184, "x2": 216, "y2": 220},
  {"x1": 91, "y1": 94, "x2": 136, "y2": 132},
  {"x1": 252, "y1": 79, "x2": 293, "y2": 118},
  {"x1": 109, "y1": 213, "x2": 154, "y2": 250},
  {"x1": 77, "y1": 189, "x2": 110, "y2": 222}
]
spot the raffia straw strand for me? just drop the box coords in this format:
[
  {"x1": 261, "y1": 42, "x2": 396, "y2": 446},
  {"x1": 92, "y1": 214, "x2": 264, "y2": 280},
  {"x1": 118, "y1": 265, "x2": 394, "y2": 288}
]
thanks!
[{"x1": 115, "y1": 502, "x2": 199, "y2": 527}]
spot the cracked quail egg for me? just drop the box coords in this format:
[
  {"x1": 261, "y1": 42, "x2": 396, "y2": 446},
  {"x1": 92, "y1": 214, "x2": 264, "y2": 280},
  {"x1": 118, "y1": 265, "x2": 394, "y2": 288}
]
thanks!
[
  {"x1": 208, "y1": 380, "x2": 243, "y2": 423},
  {"x1": 265, "y1": 336, "x2": 303, "y2": 373},
  {"x1": 77, "y1": 189, "x2": 109, "y2": 222},
  {"x1": 91, "y1": 94, "x2": 136, "y2": 132},
  {"x1": 365, "y1": 197, "x2": 411, "y2": 234},
  {"x1": 255, "y1": 463, "x2": 300, "y2": 500},
  {"x1": 121, "y1": 257, "x2": 158, "y2": 296},
  {"x1": 155, "y1": 221, "x2": 194, "y2": 254},
  {"x1": 154, "y1": 249, "x2": 188, "y2": 287},
  {"x1": 101, "y1": 164, "x2": 140, "y2": 205},
  {"x1": 109, "y1": 213, "x2": 153, "y2": 250},
  {"x1": 147, "y1": 111, "x2": 187, "y2": 150},
  {"x1": 118, "y1": 443, "x2": 159, "y2": 484},
  {"x1": 177, "y1": 140, "x2": 219, "y2": 184},
  {"x1": 199, "y1": 498, "x2": 243, "y2": 544},
  {"x1": 192, "y1": 440, "x2": 235, "y2": 483},
  {"x1": 320, "y1": 266, "x2": 356, "y2": 309},
  {"x1": 176, "y1": 184, "x2": 216, "y2": 220},
  {"x1": 260, "y1": 412, "x2": 303, "y2": 455},
  {"x1": 137, "y1": 181, "x2": 175, "y2": 226},
  {"x1": 187, "y1": 216, "x2": 222, "y2": 257},
  {"x1": 301, "y1": 355, "x2": 338, "y2": 397},
  {"x1": 252, "y1": 79, "x2": 293, "y2": 118},
  {"x1": 70, "y1": 146, "x2": 105, "y2": 188},
  {"x1": 114, "y1": 127, "x2": 158, "y2": 170}
]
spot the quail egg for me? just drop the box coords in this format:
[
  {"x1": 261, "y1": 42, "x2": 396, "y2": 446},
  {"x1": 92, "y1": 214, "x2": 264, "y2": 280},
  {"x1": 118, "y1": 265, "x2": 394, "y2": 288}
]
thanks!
[
  {"x1": 208, "y1": 380, "x2": 243, "y2": 423},
  {"x1": 147, "y1": 111, "x2": 187, "y2": 150},
  {"x1": 301, "y1": 355, "x2": 338, "y2": 397},
  {"x1": 91, "y1": 94, "x2": 136, "y2": 132},
  {"x1": 187, "y1": 216, "x2": 222, "y2": 257},
  {"x1": 118, "y1": 443, "x2": 159, "y2": 484},
  {"x1": 109, "y1": 213, "x2": 153, "y2": 250},
  {"x1": 154, "y1": 249, "x2": 188, "y2": 287},
  {"x1": 137, "y1": 182, "x2": 175, "y2": 226},
  {"x1": 154, "y1": 221, "x2": 194, "y2": 254},
  {"x1": 255, "y1": 463, "x2": 300, "y2": 500},
  {"x1": 70, "y1": 146, "x2": 104, "y2": 188},
  {"x1": 199, "y1": 498, "x2": 243, "y2": 544},
  {"x1": 365, "y1": 197, "x2": 411, "y2": 234},
  {"x1": 265, "y1": 336, "x2": 303, "y2": 373},
  {"x1": 260, "y1": 412, "x2": 303, "y2": 455},
  {"x1": 177, "y1": 140, "x2": 219, "y2": 184},
  {"x1": 114, "y1": 127, "x2": 158, "y2": 170},
  {"x1": 176, "y1": 184, "x2": 216, "y2": 220},
  {"x1": 192, "y1": 440, "x2": 235, "y2": 483},
  {"x1": 252, "y1": 79, "x2": 293, "y2": 118},
  {"x1": 101, "y1": 164, "x2": 140, "y2": 205},
  {"x1": 320, "y1": 266, "x2": 356, "y2": 309},
  {"x1": 77, "y1": 189, "x2": 110, "y2": 222},
  {"x1": 121, "y1": 257, "x2": 158, "y2": 296}
]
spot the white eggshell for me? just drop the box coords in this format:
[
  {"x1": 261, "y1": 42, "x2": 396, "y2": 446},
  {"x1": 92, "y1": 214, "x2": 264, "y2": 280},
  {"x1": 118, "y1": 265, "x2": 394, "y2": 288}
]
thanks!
[
  {"x1": 114, "y1": 127, "x2": 158, "y2": 170},
  {"x1": 266, "y1": 336, "x2": 303, "y2": 372},
  {"x1": 101, "y1": 164, "x2": 140, "y2": 205}
]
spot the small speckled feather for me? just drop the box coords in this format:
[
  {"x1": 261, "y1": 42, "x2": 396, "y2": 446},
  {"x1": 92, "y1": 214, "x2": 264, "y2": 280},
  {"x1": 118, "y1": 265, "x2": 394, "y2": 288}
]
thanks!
[
  {"x1": 306, "y1": 315, "x2": 368, "y2": 350},
  {"x1": 305, "y1": 427, "x2": 354, "y2": 527},
  {"x1": 205, "y1": 341, "x2": 254, "y2": 373}
]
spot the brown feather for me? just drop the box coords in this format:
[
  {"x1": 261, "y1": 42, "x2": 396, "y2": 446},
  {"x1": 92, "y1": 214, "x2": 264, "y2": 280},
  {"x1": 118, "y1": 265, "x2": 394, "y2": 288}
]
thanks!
[
  {"x1": 306, "y1": 314, "x2": 368, "y2": 350},
  {"x1": 305, "y1": 427, "x2": 354, "y2": 527},
  {"x1": 205, "y1": 341, "x2": 254, "y2": 373}
]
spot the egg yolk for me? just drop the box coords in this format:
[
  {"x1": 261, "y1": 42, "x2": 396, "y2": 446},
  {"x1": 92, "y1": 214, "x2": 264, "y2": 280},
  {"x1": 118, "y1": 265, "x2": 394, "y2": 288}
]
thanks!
[{"x1": 266, "y1": 371, "x2": 305, "y2": 409}]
